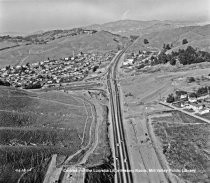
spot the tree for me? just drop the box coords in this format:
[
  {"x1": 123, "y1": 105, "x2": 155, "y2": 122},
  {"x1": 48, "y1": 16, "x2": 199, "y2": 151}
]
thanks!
[
  {"x1": 0, "y1": 79, "x2": 10, "y2": 86},
  {"x1": 197, "y1": 87, "x2": 208, "y2": 97},
  {"x1": 5, "y1": 65, "x2": 11, "y2": 70},
  {"x1": 165, "y1": 44, "x2": 171, "y2": 50},
  {"x1": 178, "y1": 46, "x2": 197, "y2": 65},
  {"x1": 170, "y1": 58, "x2": 176, "y2": 65},
  {"x1": 186, "y1": 77, "x2": 195, "y2": 83},
  {"x1": 158, "y1": 52, "x2": 168, "y2": 64},
  {"x1": 130, "y1": 35, "x2": 139, "y2": 41},
  {"x1": 24, "y1": 82, "x2": 42, "y2": 89},
  {"x1": 166, "y1": 94, "x2": 175, "y2": 103},
  {"x1": 182, "y1": 39, "x2": 188, "y2": 45},
  {"x1": 143, "y1": 39, "x2": 149, "y2": 44},
  {"x1": 92, "y1": 65, "x2": 99, "y2": 72}
]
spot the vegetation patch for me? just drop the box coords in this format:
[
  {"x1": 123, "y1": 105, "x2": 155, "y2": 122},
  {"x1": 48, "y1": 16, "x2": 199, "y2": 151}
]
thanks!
[{"x1": 151, "y1": 112, "x2": 210, "y2": 183}]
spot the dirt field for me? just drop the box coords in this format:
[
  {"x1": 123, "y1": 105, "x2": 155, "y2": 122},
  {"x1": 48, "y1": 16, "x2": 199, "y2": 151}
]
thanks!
[{"x1": 119, "y1": 62, "x2": 210, "y2": 182}]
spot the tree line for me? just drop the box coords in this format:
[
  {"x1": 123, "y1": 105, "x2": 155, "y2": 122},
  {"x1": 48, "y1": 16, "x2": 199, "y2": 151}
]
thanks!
[{"x1": 150, "y1": 46, "x2": 210, "y2": 66}]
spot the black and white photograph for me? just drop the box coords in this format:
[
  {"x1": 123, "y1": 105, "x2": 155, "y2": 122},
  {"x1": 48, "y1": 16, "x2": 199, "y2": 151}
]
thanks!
[{"x1": 0, "y1": 0, "x2": 210, "y2": 182}]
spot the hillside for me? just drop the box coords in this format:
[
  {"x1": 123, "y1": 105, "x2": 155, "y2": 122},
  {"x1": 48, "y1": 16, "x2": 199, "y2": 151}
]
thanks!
[
  {"x1": 0, "y1": 86, "x2": 93, "y2": 182},
  {"x1": 84, "y1": 20, "x2": 196, "y2": 37},
  {"x1": 128, "y1": 24, "x2": 210, "y2": 53},
  {"x1": 0, "y1": 30, "x2": 129, "y2": 67}
]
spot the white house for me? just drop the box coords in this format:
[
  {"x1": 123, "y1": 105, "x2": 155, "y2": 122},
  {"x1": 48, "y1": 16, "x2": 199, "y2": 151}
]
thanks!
[
  {"x1": 188, "y1": 97, "x2": 197, "y2": 103},
  {"x1": 123, "y1": 58, "x2": 134, "y2": 66},
  {"x1": 185, "y1": 103, "x2": 203, "y2": 113},
  {"x1": 180, "y1": 94, "x2": 188, "y2": 100}
]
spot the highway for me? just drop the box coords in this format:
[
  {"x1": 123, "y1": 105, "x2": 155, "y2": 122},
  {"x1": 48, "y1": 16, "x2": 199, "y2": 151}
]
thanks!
[{"x1": 107, "y1": 48, "x2": 133, "y2": 183}]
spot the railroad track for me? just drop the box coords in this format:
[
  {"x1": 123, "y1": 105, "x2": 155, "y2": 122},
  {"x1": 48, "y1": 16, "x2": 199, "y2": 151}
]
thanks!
[{"x1": 107, "y1": 47, "x2": 133, "y2": 183}]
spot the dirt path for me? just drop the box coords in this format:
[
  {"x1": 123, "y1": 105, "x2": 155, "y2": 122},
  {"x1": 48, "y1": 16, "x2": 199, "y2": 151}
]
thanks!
[
  {"x1": 43, "y1": 154, "x2": 62, "y2": 183},
  {"x1": 19, "y1": 55, "x2": 29, "y2": 65}
]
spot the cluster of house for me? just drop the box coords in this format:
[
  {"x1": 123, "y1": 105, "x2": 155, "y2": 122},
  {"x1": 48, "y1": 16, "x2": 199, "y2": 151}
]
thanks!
[
  {"x1": 170, "y1": 90, "x2": 210, "y2": 115},
  {"x1": 122, "y1": 50, "x2": 158, "y2": 69},
  {"x1": 0, "y1": 51, "x2": 114, "y2": 89}
]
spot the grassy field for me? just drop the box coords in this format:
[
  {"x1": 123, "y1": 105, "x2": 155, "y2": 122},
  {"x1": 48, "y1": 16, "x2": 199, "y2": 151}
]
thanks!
[
  {"x1": 151, "y1": 111, "x2": 210, "y2": 183},
  {"x1": 85, "y1": 105, "x2": 111, "y2": 166},
  {"x1": 0, "y1": 86, "x2": 94, "y2": 182},
  {"x1": 127, "y1": 24, "x2": 210, "y2": 53}
]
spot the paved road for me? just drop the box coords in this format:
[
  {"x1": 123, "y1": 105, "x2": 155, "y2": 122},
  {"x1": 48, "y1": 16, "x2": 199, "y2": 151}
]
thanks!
[{"x1": 159, "y1": 101, "x2": 210, "y2": 124}]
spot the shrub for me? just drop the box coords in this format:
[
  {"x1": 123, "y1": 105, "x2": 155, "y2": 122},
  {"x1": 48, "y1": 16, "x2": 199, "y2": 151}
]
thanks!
[
  {"x1": 166, "y1": 94, "x2": 175, "y2": 103},
  {"x1": 186, "y1": 77, "x2": 195, "y2": 83},
  {"x1": 143, "y1": 39, "x2": 149, "y2": 44},
  {"x1": 182, "y1": 39, "x2": 188, "y2": 45}
]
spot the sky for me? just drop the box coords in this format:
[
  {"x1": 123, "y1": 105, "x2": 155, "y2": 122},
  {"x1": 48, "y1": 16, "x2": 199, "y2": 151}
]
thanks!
[{"x1": 0, "y1": 0, "x2": 210, "y2": 34}]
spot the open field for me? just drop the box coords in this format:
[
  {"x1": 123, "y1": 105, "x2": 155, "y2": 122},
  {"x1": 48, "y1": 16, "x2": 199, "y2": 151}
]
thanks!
[
  {"x1": 119, "y1": 60, "x2": 210, "y2": 182},
  {"x1": 151, "y1": 112, "x2": 210, "y2": 183},
  {"x1": 0, "y1": 86, "x2": 94, "y2": 182}
]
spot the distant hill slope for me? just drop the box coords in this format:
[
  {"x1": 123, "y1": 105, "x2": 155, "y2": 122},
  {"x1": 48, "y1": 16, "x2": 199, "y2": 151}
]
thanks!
[
  {"x1": 0, "y1": 30, "x2": 128, "y2": 67},
  {"x1": 84, "y1": 20, "x2": 196, "y2": 37},
  {"x1": 128, "y1": 24, "x2": 210, "y2": 53}
]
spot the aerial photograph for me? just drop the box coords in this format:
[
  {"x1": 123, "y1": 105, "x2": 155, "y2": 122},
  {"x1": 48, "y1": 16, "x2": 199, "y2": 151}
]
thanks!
[{"x1": 0, "y1": 0, "x2": 210, "y2": 182}]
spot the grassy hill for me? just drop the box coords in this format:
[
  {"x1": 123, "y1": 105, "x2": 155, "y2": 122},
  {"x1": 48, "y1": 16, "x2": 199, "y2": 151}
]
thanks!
[
  {"x1": 128, "y1": 24, "x2": 210, "y2": 53},
  {"x1": 84, "y1": 20, "x2": 196, "y2": 37},
  {"x1": 0, "y1": 29, "x2": 129, "y2": 67},
  {"x1": 0, "y1": 86, "x2": 93, "y2": 182}
]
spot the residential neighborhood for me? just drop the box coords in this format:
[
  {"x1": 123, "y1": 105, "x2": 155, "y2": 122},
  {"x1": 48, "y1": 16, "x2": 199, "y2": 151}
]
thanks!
[
  {"x1": 0, "y1": 51, "x2": 115, "y2": 89},
  {"x1": 121, "y1": 50, "x2": 159, "y2": 70}
]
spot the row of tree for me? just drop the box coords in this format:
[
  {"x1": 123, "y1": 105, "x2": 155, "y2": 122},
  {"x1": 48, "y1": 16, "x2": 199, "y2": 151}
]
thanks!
[
  {"x1": 143, "y1": 38, "x2": 188, "y2": 45},
  {"x1": 0, "y1": 79, "x2": 10, "y2": 86},
  {"x1": 166, "y1": 86, "x2": 210, "y2": 103}
]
